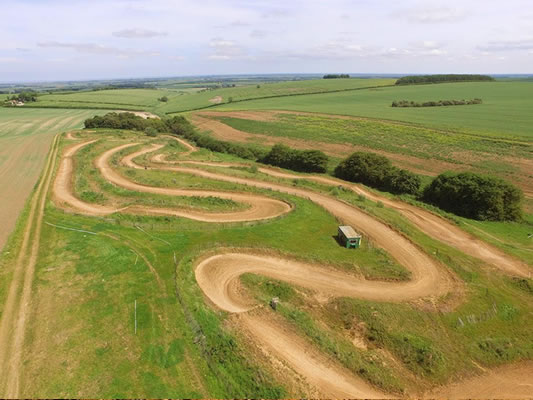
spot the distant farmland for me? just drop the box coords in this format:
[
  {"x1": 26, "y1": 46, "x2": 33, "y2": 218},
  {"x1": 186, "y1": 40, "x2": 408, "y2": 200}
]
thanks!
[
  {"x1": 0, "y1": 108, "x2": 103, "y2": 250},
  {"x1": 32, "y1": 78, "x2": 396, "y2": 115},
  {"x1": 217, "y1": 81, "x2": 533, "y2": 139}
]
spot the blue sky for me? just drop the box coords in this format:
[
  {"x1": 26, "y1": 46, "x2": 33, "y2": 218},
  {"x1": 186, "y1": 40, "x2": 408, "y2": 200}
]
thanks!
[{"x1": 1, "y1": 0, "x2": 532, "y2": 82}]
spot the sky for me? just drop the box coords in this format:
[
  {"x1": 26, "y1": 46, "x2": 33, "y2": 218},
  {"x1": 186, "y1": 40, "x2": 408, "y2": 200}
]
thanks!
[{"x1": 1, "y1": 0, "x2": 532, "y2": 82}]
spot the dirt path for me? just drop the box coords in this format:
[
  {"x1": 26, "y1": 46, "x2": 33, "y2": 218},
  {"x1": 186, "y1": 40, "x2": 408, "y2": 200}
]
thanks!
[
  {"x1": 0, "y1": 134, "x2": 61, "y2": 397},
  {"x1": 53, "y1": 141, "x2": 291, "y2": 222},
  {"x1": 154, "y1": 150, "x2": 530, "y2": 277},
  {"x1": 428, "y1": 360, "x2": 533, "y2": 399},
  {"x1": 45, "y1": 134, "x2": 533, "y2": 397}
]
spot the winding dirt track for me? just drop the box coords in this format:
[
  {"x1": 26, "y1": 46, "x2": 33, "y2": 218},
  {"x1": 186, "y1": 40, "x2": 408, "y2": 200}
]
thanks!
[{"x1": 47, "y1": 134, "x2": 532, "y2": 397}]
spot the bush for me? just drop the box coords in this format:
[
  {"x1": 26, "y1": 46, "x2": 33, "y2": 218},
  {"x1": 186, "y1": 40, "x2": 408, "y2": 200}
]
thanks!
[
  {"x1": 395, "y1": 74, "x2": 494, "y2": 85},
  {"x1": 334, "y1": 152, "x2": 421, "y2": 195},
  {"x1": 260, "y1": 144, "x2": 328, "y2": 173},
  {"x1": 323, "y1": 74, "x2": 350, "y2": 79},
  {"x1": 145, "y1": 127, "x2": 158, "y2": 137},
  {"x1": 423, "y1": 172, "x2": 523, "y2": 221},
  {"x1": 158, "y1": 96, "x2": 168, "y2": 102},
  {"x1": 334, "y1": 152, "x2": 393, "y2": 188},
  {"x1": 84, "y1": 112, "x2": 167, "y2": 132},
  {"x1": 391, "y1": 99, "x2": 483, "y2": 108}
]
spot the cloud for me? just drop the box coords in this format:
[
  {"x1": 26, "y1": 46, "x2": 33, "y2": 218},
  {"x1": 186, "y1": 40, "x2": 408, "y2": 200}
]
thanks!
[
  {"x1": 208, "y1": 38, "x2": 245, "y2": 60},
  {"x1": 37, "y1": 41, "x2": 159, "y2": 58},
  {"x1": 478, "y1": 38, "x2": 533, "y2": 52},
  {"x1": 112, "y1": 28, "x2": 167, "y2": 38},
  {"x1": 250, "y1": 30, "x2": 267, "y2": 38},
  {"x1": 396, "y1": 6, "x2": 467, "y2": 23}
]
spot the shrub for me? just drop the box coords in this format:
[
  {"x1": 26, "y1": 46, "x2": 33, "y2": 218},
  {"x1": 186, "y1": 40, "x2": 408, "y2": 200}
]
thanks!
[
  {"x1": 384, "y1": 168, "x2": 422, "y2": 195},
  {"x1": 391, "y1": 99, "x2": 483, "y2": 108},
  {"x1": 334, "y1": 152, "x2": 393, "y2": 188},
  {"x1": 260, "y1": 144, "x2": 329, "y2": 173},
  {"x1": 395, "y1": 74, "x2": 494, "y2": 85},
  {"x1": 323, "y1": 74, "x2": 350, "y2": 79},
  {"x1": 334, "y1": 152, "x2": 421, "y2": 195},
  {"x1": 145, "y1": 127, "x2": 157, "y2": 137},
  {"x1": 423, "y1": 172, "x2": 523, "y2": 221},
  {"x1": 158, "y1": 96, "x2": 168, "y2": 102}
]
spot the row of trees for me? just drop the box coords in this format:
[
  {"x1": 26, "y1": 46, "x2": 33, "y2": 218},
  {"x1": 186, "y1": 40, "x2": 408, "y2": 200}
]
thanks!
[
  {"x1": 323, "y1": 74, "x2": 350, "y2": 79},
  {"x1": 84, "y1": 112, "x2": 168, "y2": 132},
  {"x1": 423, "y1": 172, "x2": 523, "y2": 221},
  {"x1": 84, "y1": 113, "x2": 523, "y2": 221},
  {"x1": 395, "y1": 75, "x2": 494, "y2": 85},
  {"x1": 5, "y1": 91, "x2": 38, "y2": 103},
  {"x1": 260, "y1": 144, "x2": 329, "y2": 173},
  {"x1": 392, "y1": 98, "x2": 483, "y2": 108},
  {"x1": 334, "y1": 152, "x2": 421, "y2": 195}
]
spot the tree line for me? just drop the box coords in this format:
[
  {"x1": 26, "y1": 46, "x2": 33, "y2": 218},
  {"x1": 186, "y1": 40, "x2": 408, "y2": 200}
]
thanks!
[
  {"x1": 4, "y1": 91, "x2": 38, "y2": 103},
  {"x1": 260, "y1": 144, "x2": 328, "y2": 173},
  {"x1": 323, "y1": 74, "x2": 350, "y2": 79},
  {"x1": 392, "y1": 99, "x2": 482, "y2": 107},
  {"x1": 395, "y1": 75, "x2": 494, "y2": 85},
  {"x1": 84, "y1": 112, "x2": 523, "y2": 221},
  {"x1": 334, "y1": 152, "x2": 421, "y2": 195}
]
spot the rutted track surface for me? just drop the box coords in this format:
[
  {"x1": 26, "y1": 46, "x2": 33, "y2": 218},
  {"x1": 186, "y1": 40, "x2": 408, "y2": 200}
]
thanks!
[{"x1": 11, "y1": 132, "x2": 531, "y2": 397}]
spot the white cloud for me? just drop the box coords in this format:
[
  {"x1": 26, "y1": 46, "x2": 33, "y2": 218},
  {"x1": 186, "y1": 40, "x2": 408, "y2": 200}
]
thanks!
[
  {"x1": 396, "y1": 6, "x2": 467, "y2": 23},
  {"x1": 112, "y1": 28, "x2": 167, "y2": 38},
  {"x1": 208, "y1": 38, "x2": 245, "y2": 60},
  {"x1": 478, "y1": 38, "x2": 533, "y2": 52},
  {"x1": 37, "y1": 41, "x2": 159, "y2": 58}
]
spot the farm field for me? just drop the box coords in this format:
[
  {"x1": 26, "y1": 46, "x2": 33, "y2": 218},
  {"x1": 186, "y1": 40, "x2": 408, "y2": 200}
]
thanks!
[
  {"x1": 190, "y1": 110, "x2": 533, "y2": 210},
  {"x1": 0, "y1": 108, "x2": 103, "y2": 250},
  {"x1": 31, "y1": 78, "x2": 395, "y2": 115},
  {"x1": 0, "y1": 127, "x2": 531, "y2": 398},
  {"x1": 32, "y1": 88, "x2": 175, "y2": 111},
  {"x1": 216, "y1": 81, "x2": 533, "y2": 139}
]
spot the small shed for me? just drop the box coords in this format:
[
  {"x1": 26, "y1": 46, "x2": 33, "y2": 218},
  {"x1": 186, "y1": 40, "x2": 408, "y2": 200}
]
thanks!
[{"x1": 338, "y1": 225, "x2": 362, "y2": 249}]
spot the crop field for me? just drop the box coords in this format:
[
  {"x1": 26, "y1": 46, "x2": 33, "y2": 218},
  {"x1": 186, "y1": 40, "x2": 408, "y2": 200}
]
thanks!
[
  {"x1": 31, "y1": 78, "x2": 395, "y2": 115},
  {"x1": 217, "y1": 81, "x2": 533, "y2": 139},
  {"x1": 33, "y1": 88, "x2": 176, "y2": 111},
  {"x1": 0, "y1": 108, "x2": 103, "y2": 250},
  {"x1": 0, "y1": 127, "x2": 531, "y2": 398},
  {"x1": 191, "y1": 110, "x2": 533, "y2": 209}
]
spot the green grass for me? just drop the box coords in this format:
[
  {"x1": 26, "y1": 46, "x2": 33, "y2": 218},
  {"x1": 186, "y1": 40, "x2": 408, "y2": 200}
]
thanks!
[
  {"x1": 2, "y1": 128, "x2": 532, "y2": 397},
  {"x1": 29, "y1": 79, "x2": 394, "y2": 115},
  {"x1": 34, "y1": 88, "x2": 175, "y2": 111},
  {"x1": 217, "y1": 81, "x2": 533, "y2": 139},
  {"x1": 200, "y1": 112, "x2": 533, "y2": 212}
]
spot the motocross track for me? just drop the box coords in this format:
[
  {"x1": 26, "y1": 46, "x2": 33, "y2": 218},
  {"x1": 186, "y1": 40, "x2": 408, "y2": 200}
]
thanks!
[{"x1": 43, "y1": 133, "x2": 533, "y2": 397}]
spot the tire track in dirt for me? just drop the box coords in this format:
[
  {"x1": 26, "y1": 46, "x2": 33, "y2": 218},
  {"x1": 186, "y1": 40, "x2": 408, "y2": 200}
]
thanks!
[
  {"x1": 153, "y1": 148, "x2": 530, "y2": 277},
  {"x1": 0, "y1": 134, "x2": 60, "y2": 397},
  {"x1": 53, "y1": 140, "x2": 291, "y2": 222}
]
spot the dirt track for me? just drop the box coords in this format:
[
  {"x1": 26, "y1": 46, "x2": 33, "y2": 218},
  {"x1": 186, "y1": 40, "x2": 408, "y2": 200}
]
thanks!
[
  {"x1": 45, "y1": 134, "x2": 533, "y2": 397},
  {"x1": 0, "y1": 134, "x2": 61, "y2": 397}
]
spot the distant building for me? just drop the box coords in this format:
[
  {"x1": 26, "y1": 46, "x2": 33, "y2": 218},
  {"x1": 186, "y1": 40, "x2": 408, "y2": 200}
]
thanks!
[{"x1": 337, "y1": 225, "x2": 362, "y2": 249}]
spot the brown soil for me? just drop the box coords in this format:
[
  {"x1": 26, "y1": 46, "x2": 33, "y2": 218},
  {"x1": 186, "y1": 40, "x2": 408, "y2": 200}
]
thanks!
[
  {"x1": 208, "y1": 96, "x2": 223, "y2": 104},
  {"x1": 428, "y1": 360, "x2": 533, "y2": 399}
]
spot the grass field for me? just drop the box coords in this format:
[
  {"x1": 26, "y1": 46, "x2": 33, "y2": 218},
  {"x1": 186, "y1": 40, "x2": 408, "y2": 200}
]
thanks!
[
  {"x1": 217, "y1": 81, "x2": 533, "y2": 139},
  {"x1": 32, "y1": 88, "x2": 175, "y2": 111},
  {"x1": 197, "y1": 111, "x2": 533, "y2": 205},
  {"x1": 31, "y1": 78, "x2": 395, "y2": 115},
  {"x1": 0, "y1": 108, "x2": 103, "y2": 250},
  {"x1": 0, "y1": 129, "x2": 531, "y2": 397}
]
